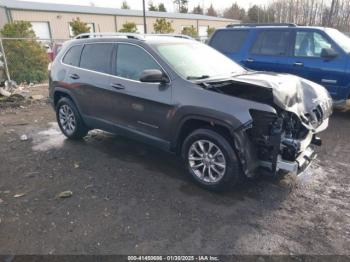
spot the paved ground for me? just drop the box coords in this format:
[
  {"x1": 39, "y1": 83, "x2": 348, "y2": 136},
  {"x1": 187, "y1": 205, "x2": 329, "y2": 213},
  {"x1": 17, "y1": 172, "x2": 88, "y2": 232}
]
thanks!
[{"x1": 0, "y1": 88, "x2": 349, "y2": 255}]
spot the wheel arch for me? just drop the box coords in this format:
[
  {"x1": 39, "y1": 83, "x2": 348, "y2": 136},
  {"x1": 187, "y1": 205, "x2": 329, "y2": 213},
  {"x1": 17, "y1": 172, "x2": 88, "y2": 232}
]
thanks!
[
  {"x1": 172, "y1": 113, "x2": 260, "y2": 179},
  {"x1": 171, "y1": 115, "x2": 242, "y2": 155},
  {"x1": 53, "y1": 88, "x2": 81, "y2": 112}
]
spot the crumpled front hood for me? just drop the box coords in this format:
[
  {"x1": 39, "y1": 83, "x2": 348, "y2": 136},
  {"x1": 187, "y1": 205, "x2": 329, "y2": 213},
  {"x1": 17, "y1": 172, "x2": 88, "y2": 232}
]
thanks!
[{"x1": 233, "y1": 71, "x2": 333, "y2": 129}]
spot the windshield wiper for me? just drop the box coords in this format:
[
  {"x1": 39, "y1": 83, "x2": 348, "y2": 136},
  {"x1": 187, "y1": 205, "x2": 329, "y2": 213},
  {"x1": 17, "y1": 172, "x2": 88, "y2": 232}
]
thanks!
[{"x1": 187, "y1": 75, "x2": 210, "y2": 80}]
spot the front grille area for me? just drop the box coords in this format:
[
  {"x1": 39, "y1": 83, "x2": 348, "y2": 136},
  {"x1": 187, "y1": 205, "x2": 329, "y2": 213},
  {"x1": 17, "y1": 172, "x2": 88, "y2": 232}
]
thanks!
[
  {"x1": 313, "y1": 105, "x2": 323, "y2": 123},
  {"x1": 307, "y1": 98, "x2": 332, "y2": 128}
]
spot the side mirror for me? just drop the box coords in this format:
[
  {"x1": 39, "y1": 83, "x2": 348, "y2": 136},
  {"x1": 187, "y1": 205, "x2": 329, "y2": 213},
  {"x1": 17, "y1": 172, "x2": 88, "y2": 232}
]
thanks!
[
  {"x1": 140, "y1": 69, "x2": 169, "y2": 83},
  {"x1": 321, "y1": 48, "x2": 338, "y2": 60}
]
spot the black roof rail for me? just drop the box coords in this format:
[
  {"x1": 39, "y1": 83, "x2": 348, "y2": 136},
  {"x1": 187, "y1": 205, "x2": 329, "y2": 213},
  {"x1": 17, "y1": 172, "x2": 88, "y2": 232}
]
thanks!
[
  {"x1": 74, "y1": 32, "x2": 145, "y2": 40},
  {"x1": 74, "y1": 33, "x2": 195, "y2": 41},
  {"x1": 227, "y1": 23, "x2": 297, "y2": 28}
]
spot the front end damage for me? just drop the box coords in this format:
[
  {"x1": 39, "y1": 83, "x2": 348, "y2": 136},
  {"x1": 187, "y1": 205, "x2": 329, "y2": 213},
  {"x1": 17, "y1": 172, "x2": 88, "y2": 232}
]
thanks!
[
  {"x1": 239, "y1": 109, "x2": 326, "y2": 177},
  {"x1": 200, "y1": 72, "x2": 333, "y2": 177}
]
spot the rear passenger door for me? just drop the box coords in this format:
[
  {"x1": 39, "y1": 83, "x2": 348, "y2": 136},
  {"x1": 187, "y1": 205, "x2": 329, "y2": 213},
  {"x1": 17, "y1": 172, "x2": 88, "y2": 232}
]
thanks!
[
  {"x1": 209, "y1": 30, "x2": 249, "y2": 63},
  {"x1": 111, "y1": 43, "x2": 172, "y2": 141},
  {"x1": 243, "y1": 30, "x2": 294, "y2": 73},
  {"x1": 71, "y1": 43, "x2": 118, "y2": 122}
]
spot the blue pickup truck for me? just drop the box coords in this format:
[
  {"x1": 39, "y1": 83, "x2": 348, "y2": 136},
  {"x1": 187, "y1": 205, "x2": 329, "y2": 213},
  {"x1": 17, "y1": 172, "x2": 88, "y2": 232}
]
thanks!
[{"x1": 208, "y1": 23, "x2": 350, "y2": 105}]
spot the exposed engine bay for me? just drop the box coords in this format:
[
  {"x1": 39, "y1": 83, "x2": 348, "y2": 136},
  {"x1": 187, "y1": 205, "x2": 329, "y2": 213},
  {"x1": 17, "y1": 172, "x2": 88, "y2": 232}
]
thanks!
[{"x1": 197, "y1": 72, "x2": 333, "y2": 177}]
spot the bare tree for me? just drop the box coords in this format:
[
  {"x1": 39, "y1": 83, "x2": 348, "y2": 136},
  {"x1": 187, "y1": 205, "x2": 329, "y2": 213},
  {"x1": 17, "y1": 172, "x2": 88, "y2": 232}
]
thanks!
[
  {"x1": 223, "y1": 3, "x2": 246, "y2": 20},
  {"x1": 206, "y1": 4, "x2": 218, "y2": 17},
  {"x1": 217, "y1": 0, "x2": 350, "y2": 32}
]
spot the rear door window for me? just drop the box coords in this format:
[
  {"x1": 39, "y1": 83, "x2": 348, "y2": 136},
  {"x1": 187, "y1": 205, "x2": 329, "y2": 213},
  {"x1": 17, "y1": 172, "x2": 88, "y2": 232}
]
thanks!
[
  {"x1": 80, "y1": 43, "x2": 114, "y2": 74},
  {"x1": 62, "y1": 45, "x2": 83, "y2": 66},
  {"x1": 210, "y1": 30, "x2": 249, "y2": 53},
  {"x1": 250, "y1": 30, "x2": 291, "y2": 56},
  {"x1": 115, "y1": 44, "x2": 162, "y2": 81}
]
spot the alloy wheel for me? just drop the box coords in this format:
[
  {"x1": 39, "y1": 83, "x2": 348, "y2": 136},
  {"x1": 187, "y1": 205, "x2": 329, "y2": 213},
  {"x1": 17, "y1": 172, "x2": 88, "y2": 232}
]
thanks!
[
  {"x1": 58, "y1": 104, "x2": 76, "y2": 135},
  {"x1": 188, "y1": 139, "x2": 226, "y2": 184}
]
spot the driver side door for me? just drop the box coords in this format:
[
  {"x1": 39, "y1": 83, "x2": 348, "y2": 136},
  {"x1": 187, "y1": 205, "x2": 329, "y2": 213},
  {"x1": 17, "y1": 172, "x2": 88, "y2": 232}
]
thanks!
[
  {"x1": 289, "y1": 30, "x2": 347, "y2": 98},
  {"x1": 110, "y1": 43, "x2": 173, "y2": 143}
]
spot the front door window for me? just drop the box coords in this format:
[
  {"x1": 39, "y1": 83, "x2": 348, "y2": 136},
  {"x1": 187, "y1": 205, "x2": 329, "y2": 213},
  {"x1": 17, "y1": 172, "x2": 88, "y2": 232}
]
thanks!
[
  {"x1": 294, "y1": 31, "x2": 332, "y2": 57},
  {"x1": 115, "y1": 44, "x2": 162, "y2": 81}
]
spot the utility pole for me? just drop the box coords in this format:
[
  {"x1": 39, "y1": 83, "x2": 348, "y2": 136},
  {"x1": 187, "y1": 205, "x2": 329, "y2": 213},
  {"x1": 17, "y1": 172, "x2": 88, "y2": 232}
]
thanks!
[
  {"x1": 0, "y1": 38, "x2": 11, "y2": 82},
  {"x1": 142, "y1": 0, "x2": 147, "y2": 33}
]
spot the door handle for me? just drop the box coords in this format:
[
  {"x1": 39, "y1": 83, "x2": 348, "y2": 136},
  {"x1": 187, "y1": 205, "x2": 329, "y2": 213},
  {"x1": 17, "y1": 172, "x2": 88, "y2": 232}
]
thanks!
[
  {"x1": 69, "y1": 73, "x2": 80, "y2": 80},
  {"x1": 246, "y1": 58, "x2": 254, "y2": 63},
  {"x1": 293, "y1": 62, "x2": 304, "y2": 67},
  {"x1": 110, "y1": 83, "x2": 125, "y2": 90}
]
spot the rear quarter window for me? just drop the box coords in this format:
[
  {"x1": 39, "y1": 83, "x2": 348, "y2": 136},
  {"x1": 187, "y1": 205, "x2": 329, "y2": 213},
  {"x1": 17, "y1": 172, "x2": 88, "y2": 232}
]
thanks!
[
  {"x1": 62, "y1": 45, "x2": 83, "y2": 67},
  {"x1": 210, "y1": 30, "x2": 249, "y2": 53}
]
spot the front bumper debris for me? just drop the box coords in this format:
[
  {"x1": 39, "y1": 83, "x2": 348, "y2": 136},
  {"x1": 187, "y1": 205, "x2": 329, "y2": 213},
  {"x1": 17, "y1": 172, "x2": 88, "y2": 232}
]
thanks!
[
  {"x1": 260, "y1": 146, "x2": 317, "y2": 174},
  {"x1": 277, "y1": 146, "x2": 317, "y2": 174},
  {"x1": 259, "y1": 128, "x2": 323, "y2": 175}
]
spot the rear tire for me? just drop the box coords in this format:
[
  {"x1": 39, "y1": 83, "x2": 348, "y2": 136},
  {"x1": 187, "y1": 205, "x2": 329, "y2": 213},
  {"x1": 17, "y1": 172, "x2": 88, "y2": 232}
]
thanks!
[
  {"x1": 182, "y1": 128, "x2": 242, "y2": 191},
  {"x1": 56, "y1": 97, "x2": 88, "y2": 140}
]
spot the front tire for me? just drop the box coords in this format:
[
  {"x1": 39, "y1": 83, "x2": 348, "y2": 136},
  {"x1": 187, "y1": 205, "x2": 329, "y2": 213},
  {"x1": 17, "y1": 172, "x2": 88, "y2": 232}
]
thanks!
[
  {"x1": 182, "y1": 128, "x2": 242, "y2": 191},
  {"x1": 56, "y1": 97, "x2": 88, "y2": 140}
]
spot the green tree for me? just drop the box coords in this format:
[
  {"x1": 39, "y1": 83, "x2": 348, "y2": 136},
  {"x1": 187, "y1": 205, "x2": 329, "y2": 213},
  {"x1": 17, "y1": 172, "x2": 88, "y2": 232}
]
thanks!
[
  {"x1": 247, "y1": 5, "x2": 267, "y2": 23},
  {"x1": 206, "y1": 4, "x2": 218, "y2": 17},
  {"x1": 121, "y1": 1, "x2": 130, "y2": 9},
  {"x1": 192, "y1": 4, "x2": 203, "y2": 14},
  {"x1": 0, "y1": 21, "x2": 49, "y2": 83},
  {"x1": 158, "y1": 3, "x2": 167, "y2": 12},
  {"x1": 69, "y1": 17, "x2": 90, "y2": 37},
  {"x1": 148, "y1": 1, "x2": 158, "y2": 11},
  {"x1": 181, "y1": 26, "x2": 197, "y2": 38},
  {"x1": 119, "y1": 22, "x2": 137, "y2": 33},
  {"x1": 207, "y1": 26, "x2": 215, "y2": 37},
  {"x1": 174, "y1": 0, "x2": 188, "y2": 13},
  {"x1": 153, "y1": 18, "x2": 174, "y2": 33}
]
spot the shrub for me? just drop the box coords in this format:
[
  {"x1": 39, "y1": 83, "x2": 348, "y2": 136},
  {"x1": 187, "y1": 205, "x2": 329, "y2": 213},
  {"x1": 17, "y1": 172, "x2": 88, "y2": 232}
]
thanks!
[
  {"x1": 119, "y1": 22, "x2": 137, "y2": 33},
  {"x1": 207, "y1": 27, "x2": 216, "y2": 37},
  {"x1": 0, "y1": 21, "x2": 49, "y2": 84},
  {"x1": 70, "y1": 18, "x2": 90, "y2": 37},
  {"x1": 153, "y1": 18, "x2": 174, "y2": 34},
  {"x1": 181, "y1": 26, "x2": 198, "y2": 38}
]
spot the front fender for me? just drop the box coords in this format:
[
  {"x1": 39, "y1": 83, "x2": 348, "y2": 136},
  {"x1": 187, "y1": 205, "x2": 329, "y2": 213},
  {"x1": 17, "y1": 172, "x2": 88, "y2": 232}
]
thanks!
[{"x1": 169, "y1": 105, "x2": 264, "y2": 150}]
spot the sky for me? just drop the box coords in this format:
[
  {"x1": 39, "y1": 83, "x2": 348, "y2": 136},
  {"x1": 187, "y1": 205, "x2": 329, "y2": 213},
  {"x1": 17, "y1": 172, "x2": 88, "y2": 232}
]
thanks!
[{"x1": 21, "y1": 0, "x2": 273, "y2": 13}]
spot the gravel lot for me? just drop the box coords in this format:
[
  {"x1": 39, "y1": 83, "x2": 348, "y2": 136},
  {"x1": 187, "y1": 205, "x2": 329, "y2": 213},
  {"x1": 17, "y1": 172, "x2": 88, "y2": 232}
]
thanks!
[{"x1": 0, "y1": 88, "x2": 349, "y2": 255}]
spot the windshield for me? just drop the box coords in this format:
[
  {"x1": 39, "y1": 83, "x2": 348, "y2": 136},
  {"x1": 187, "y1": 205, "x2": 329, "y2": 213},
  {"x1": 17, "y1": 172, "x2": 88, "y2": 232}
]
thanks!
[
  {"x1": 326, "y1": 28, "x2": 350, "y2": 53},
  {"x1": 152, "y1": 41, "x2": 245, "y2": 80}
]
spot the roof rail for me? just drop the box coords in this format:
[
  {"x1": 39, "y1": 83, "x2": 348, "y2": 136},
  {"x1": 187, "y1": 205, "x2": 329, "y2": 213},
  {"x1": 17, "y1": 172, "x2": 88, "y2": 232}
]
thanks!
[
  {"x1": 74, "y1": 32, "x2": 196, "y2": 41},
  {"x1": 74, "y1": 32, "x2": 145, "y2": 40},
  {"x1": 149, "y1": 34, "x2": 194, "y2": 40},
  {"x1": 227, "y1": 23, "x2": 297, "y2": 28}
]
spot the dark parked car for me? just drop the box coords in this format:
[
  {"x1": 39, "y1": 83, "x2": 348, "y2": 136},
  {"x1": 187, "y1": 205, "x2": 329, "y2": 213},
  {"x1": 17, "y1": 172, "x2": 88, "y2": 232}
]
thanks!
[
  {"x1": 208, "y1": 23, "x2": 350, "y2": 106},
  {"x1": 49, "y1": 33, "x2": 332, "y2": 191}
]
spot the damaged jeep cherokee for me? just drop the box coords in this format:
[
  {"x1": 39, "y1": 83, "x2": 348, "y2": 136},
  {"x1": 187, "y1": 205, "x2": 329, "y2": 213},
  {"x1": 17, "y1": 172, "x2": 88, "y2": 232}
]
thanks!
[{"x1": 49, "y1": 34, "x2": 332, "y2": 191}]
